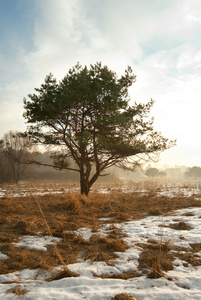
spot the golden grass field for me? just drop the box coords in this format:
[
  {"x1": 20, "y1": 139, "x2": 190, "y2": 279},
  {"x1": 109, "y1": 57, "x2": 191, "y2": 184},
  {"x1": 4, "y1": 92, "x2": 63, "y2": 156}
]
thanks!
[{"x1": 1, "y1": 179, "x2": 201, "y2": 285}]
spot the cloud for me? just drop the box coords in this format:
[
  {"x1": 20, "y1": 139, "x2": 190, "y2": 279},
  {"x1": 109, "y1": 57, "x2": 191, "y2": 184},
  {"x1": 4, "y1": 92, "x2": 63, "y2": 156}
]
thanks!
[
  {"x1": 177, "y1": 45, "x2": 201, "y2": 72},
  {"x1": 1, "y1": 0, "x2": 201, "y2": 166},
  {"x1": 23, "y1": 0, "x2": 201, "y2": 136},
  {"x1": 25, "y1": 0, "x2": 119, "y2": 81},
  {"x1": 24, "y1": 0, "x2": 201, "y2": 83},
  {"x1": 0, "y1": 83, "x2": 28, "y2": 136}
]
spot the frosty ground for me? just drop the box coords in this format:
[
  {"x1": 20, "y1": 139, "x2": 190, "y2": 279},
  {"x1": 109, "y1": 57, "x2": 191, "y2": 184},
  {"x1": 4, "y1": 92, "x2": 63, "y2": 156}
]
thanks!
[{"x1": 0, "y1": 181, "x2": 201, "y2": 299}]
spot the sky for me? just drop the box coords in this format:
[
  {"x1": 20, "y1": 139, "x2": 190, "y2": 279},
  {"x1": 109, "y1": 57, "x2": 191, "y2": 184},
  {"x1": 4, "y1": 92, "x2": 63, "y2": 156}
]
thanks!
[{"x1": 0, "y1": 0, "x2": 201, "y2": 168}]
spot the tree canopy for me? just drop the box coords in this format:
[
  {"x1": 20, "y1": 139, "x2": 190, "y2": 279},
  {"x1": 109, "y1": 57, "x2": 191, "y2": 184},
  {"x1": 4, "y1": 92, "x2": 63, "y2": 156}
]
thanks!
[{"x1": 23, "y1": 62, "x2": 175, "y2": 195}]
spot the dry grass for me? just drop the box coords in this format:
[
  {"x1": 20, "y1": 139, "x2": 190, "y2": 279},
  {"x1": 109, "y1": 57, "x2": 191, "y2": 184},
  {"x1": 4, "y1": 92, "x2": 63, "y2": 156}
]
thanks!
[
  {"x1": 46, "y1": 267, "x2": 79, "y2": 281},
  {"x1": 84, "y1": 234, "x2": 129, "y2": 263},
  {"x1": 0, "y1": 245, "x2": 58, "y2": 273},
  {"x1": 7, "y1": 285, "x2": 28, "y2": 295},
  {"x1": 0, "y1": 182, "x2": 201, "y2": 276},
  {"x1": 174, "y1": 251, "x2": 201, "y2": 267},
  {"x1": 89, "y1": 235, "x2": 128, "y2": 252},
  {"x1": 138, "y1": 239, "x2": 174, "y2": 278},
  {"x1": 86, "y1": 250, "x2": 118, "y2": 262},
  {"x1": 107, "y1": 225, "x2": 128, "y2": 239},
  {"x1": 95, "y1": 270, "x2": 141, "y2": 279},
  {"x1": 169, "y1": 221, "x2": 194, "y2": 230},
  {"x1": 181, "y1": 212, "x2": 195, "y2": 216},
  {"x1": 189, "y1": 242, "x2": 201, "y2": 252},
  {"x1": 111, "y1": 294, "x2": 137, "y2": 300}
]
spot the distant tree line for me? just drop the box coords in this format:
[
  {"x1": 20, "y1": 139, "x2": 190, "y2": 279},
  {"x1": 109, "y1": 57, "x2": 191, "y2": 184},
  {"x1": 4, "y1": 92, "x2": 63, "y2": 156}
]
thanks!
[
  {"x1": 0, "y1": 131, "x2": 120, "y2": 184},
  {"x1": 0, "y1": 131, "x2": 78, "y2": 184},
  {"x1": 145, "y1": 166, "x2": 201, "y2": 180},
  {"x1": 145, "y1": 167, "x2": 166, "y2": 178},
  {"x1": 184, "y1": 166, "x2": 201, "y2": 179}
]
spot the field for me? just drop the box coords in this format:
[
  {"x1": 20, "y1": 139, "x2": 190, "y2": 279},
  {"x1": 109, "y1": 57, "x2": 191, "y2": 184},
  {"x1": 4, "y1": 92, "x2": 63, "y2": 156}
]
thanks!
[{"x1": 0, "y1": 179, "x2": 201, "y2": 299}]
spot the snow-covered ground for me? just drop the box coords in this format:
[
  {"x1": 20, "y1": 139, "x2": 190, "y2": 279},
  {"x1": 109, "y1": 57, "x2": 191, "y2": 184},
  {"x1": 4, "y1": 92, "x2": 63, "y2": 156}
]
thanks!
[{"x1": 1, "y1": 204, "x2": 201, "y2": 299}]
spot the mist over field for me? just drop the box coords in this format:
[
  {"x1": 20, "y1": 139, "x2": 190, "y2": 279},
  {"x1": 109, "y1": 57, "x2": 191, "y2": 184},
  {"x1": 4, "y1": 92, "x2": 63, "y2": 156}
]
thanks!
[{"x1": 1, "y1": 146, "x2": 200, "y2": 185}]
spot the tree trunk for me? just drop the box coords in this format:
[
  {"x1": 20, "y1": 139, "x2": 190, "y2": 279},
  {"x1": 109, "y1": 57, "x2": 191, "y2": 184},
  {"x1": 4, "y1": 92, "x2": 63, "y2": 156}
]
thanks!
[
  {"x1": 79, "y1": 160, "x2": 101, "y2": 195},
  {"x1": 79, "y1": 161, "x2": 90, "y2": 195},
  {"x1": 80, "y1": 175, "x2": 90, "y2": 195}
]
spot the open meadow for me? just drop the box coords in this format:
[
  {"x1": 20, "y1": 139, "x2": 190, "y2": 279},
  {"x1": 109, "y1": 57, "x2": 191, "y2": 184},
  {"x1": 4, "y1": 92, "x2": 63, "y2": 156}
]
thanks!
[{"x1": 1, "y1": 179, "x2": 201, "y2": 299}]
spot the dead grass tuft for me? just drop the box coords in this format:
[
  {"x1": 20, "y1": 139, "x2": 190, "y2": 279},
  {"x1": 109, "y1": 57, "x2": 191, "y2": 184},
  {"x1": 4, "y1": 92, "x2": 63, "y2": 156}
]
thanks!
[
  {"x1": 86, "y1": 250, "x2": 118, "y2": 262},
  {"x1": 0, "y1": 246, "x2": 57, "y2": 274},
  {"x1": 74, "y1": 234, "x2": 90, "y2": 245},
  {"x1": 13, "y1": 221, "x2": 28, "y2": 234},
  {"x1": 169, "y1": 221, "x2": 194, "y2": 230},
  {"x1": 111, "y1": 238, "x2": 129, "y2": 252},
  {"x1": 61, "y1": 198, "x2": 81, "y2": 212},
  {"x1": 174, "y1": 251, "x2": 201, "y2": 267},
  {"x1": 115, "y1": 212, "x2": 131, "y2": 221},
  {"x1": 111, "y1": 293, "x2": 137, "y2": 300},
  {"x1": 182, "y1": 212, "x2": 195, "y2": 216},
  {"x1": 7, "y1": 285, "x2": 28, "y2": 295},
  {"x1": 189, "y1": 243, "x2": 201, "y2": 252},
  {"x1": 47, "y1": 267, "x2": 79, "y2": 281},
  {"x1": 138, "y1": 239, "x2": 174, "y2": 278},
  {"x1": 148, "y1": 209, "x2": 161, "y2": 216},
  {"x1": 107, "y1": 226, "x2": 128, "y2": 239},
  {"x1": 89, "y1": 234, "x2": 128, "y2": 253},
  {"x1": 95, "y1": 270, "x2": 141, "y2": 280}
]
